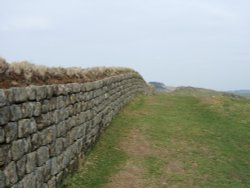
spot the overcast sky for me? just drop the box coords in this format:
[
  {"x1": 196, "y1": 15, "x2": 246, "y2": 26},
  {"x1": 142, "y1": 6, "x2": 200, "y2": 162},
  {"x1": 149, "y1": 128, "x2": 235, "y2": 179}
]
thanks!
[{"x1": 1, "y1": 0, "x2": 250, "y2": 90}]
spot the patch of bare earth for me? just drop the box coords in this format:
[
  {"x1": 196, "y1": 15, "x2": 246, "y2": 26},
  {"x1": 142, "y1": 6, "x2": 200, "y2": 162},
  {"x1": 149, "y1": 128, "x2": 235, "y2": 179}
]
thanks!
[
  {"x1": 119, "y1": 128, "x2": 154, "y2": 156},
  {"x1": 103, "y1": 128, "x2": 161, "y2": 188},
  {"x1": 102, "y1": 160, "x2": 145, "y2": 188}
]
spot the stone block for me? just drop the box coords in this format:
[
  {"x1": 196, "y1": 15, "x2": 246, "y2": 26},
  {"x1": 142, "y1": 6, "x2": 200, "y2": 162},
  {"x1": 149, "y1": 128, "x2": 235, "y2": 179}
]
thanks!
[
  {"x1": 55, "y1": 138, "x2": 64, "y2": 156},
  {"x1": 4, "y1": 161, "x2": 18, "y2": 187},
  {"x1": 9, "y1": 105, "x2": 22, "y2": 121},
  {"x1": 20, "y1": 102, "x2": 34, "y2": 118},
  {"x1": 16, "y1": 155, "x2": 26, "y2": 179},
  {"x1": 46, "y1": 85, "x2": 54, "y2": 98},
  {"x1": 18, "y1": 118, "x2": 37, "y2": 138},
  {"x1": 11, "y1": 181, "x2": 23, "y2": 188},
  {"x1": 56, "y1": 121, "x2": 66, "y2": 138},
  {"x1": 38, "y1": 126, "x2": 56, "y2": 146},
  {"x1": 47, "y1": 176, "x2": 56, "y2": 188},
  {"x1": 0, "y1": 106, "x2": 9, "y2": 126},
  {"x1": 23, "y1": 137, "x2": 31, "y2": 153},
  {"x1": 71, "y1": 83, "x2": 80, "y2": 93},
  {"x1": 35, "y1": 86, "x2": 48, "y2": 101},
  {"x1": 26, "y1": 151, "x2": 37, "y2": 173},
  {"x1": 12, "y1": 139, "x2": 25, "y2": 161},
  {"x1": 0, "y1": 89, "x2": 6, "y2": 107},
  {"x1": 0, "y1": 170, "x2": 5, "y2": 188},
  {"x1": 0, "y1": 127, "x2": 5, "y2": 143},
  {"x1": 0, "y1": 144, "x2": 11, "y2": 166},
  {"x1": 11, "y1": 87, "x2": 28, "y2": 103},
  {"x1": 31, "y1": 133, "x2": 40, "y2": 150},
  {"x1": 33, "y1": 102, "x2": 42, "y2": 116},
  {"x1": 22, "y1": 172, "x2": 36, "y2": 188},
  {"x1": 37, "y1": 146, "x2": 49, "y2": 166},
  {"x1": 26, "y1": 86, "x2": 36, "y2": 101}
]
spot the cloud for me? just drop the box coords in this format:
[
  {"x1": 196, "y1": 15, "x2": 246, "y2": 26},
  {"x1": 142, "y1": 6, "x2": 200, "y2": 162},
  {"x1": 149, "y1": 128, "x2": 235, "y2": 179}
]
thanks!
[{"x1": 1, "y1": 16, "x2": 52, "y2": 32}]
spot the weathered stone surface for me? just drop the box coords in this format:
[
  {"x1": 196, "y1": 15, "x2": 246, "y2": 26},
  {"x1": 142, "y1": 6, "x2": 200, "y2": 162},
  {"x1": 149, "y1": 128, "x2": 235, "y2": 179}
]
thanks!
[
  {"x1": 0, "y1": 127, "x2": 4, "y2": 143},
  {"x1": 0, "y1": 74, "x2": 149, "y2": 187},
  {"x1": 23, "y1": 137, "x2": 31, "y2": 153},
  {"x1": 0, "y1": 89, "x2": 6, "y2": 107},
  {"x1": 33, "y1": 102, "x2": 42, "y2": 116},
  {"x1": 4, "y1": 161, "x2": 18, "y2": 186},
  {"x1": 12, "y1": 139, "x2": 25, "y2": 161},
  {"x1": 11, "y1": 87, "x2": 28, "y2": 103},
  {"x1": 16, "y1": 155, "x2": 26, "y2": 179},
  {"x1": 0, "y1": 106, "x2": 9, "y2": 125},
  {"x1": 47, "y1": 176, "x2": 56, "y2": 188},
  {"x1": 0, "y1": 169, "x2": 5, "y2": 188},
  {"x1": 0, "y1": 144, "x2": 11, "y2": 166},
  {"x1": 20, "y1": 103, "x2": 33, "y2": 118},
  {"x1": 56, "y1": 121, "x2": 67, "y2": 137},
  {"x1": 18, "y1": 118, "x2": 37, "y2": 138},
  {"x1": 26, "y1": 86, "x2": 36, "y2": 101},
  {"x1": 37, "y1": 146, "x2": 49, "y2": 166},
  {"x1": 11, "y1": 181, "x2": 23, "y2": 188},
  {"x1": 9, "y1": 105, "x2": 22, "y2": 121},
  {"x1": 56, "y1": 171, "x2": 64, "y2": 187},
  {"x1": 38, "y1": 126, "x2": 56, "y2": 146},
  {"x1": 55, "y1": 138, "x2": 64, "y2": 156},
  {"x1": 35, "y1": 86, "x2": 47, "y2": 101},
  {"x1": 31, "y1": 133, "x2": 40, "y2": 150},
  {"x1": 22, "y1": 172, "x2": 36, "y2": 188},
  {"x1": 26, "y1": 151, "x2": 37, "y2": 173}
]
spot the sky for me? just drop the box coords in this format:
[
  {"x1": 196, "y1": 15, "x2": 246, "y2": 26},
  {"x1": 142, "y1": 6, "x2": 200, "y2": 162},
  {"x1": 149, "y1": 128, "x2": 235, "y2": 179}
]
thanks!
[{"x1": 1, "y1": 0, "x2": 250, "y2": 91}]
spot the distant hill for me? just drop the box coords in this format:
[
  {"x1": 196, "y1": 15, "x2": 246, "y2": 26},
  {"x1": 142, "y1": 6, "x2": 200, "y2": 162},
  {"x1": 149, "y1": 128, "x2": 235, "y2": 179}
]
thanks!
[
  {"x1": 173, "y1": 86, "x2": 222, "y2": 96},
  {"x1": 228, "y1": 90, "x2": 250, "y2": 97},
  {"x1": 149, "y1": 82, "x2": 176, "y2": 92}
]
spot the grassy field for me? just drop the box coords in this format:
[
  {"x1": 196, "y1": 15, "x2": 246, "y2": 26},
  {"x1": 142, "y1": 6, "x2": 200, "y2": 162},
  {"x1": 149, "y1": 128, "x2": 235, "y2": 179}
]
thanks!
[{"x1": 61, "y1": 92, "x2": 250, "y2": 188}]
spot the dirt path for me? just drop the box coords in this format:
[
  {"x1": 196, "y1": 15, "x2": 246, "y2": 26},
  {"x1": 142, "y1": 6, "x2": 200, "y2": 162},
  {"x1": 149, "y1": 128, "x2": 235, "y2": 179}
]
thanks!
[{"x1": 102, "y1": 128, "x2": 166, "y2": 188}]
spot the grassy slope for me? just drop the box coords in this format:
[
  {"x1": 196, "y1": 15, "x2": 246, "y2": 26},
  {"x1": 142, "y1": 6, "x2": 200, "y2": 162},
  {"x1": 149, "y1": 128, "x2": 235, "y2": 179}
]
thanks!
[{"x1": 61, "y1": 93, "x2": 250, "y2": 188}]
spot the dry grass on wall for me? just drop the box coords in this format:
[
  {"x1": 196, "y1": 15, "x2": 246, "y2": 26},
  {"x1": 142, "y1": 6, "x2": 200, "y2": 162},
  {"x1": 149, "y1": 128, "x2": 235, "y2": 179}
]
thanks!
[{"x1": 0, "y1": 57, "x2": 140, "y2": 88}]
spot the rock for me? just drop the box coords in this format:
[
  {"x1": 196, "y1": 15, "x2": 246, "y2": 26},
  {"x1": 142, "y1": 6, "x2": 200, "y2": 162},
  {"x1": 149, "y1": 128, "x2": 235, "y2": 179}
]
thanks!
[
  {"x1": 0, "y1": 106, "x2": 10, "y2": 126},
  {"x1": 26, "y1": 86, "x2": 36, "y2": 101},
  {"x1": 5, "y1": 122, "x2": 18, "y2": 143},
  {"x1": 16, "y1": 155, "x2": 26, "y2": 179},
  {"x1": 47, "y1": 176, "x2": 56, "y2": 188},
  {"x1": 22, "y1": 172, "x2": 36, "y2": 188},
  {"x1": 12, "y1": 139, "x2": 25, "y2": 161},
  {"x1": 0, "y1": 89, "x2": 6, "y2": 107},
  {"x1": 35, "y1": 86, "x2": 47, "y2": 101},
  {"x1": 20, "y1": 102, "x2": 34, "y2": 118},
  {"x1": 37, "y1": 146, "x2": 49, "y2": 166},
  {"x1": 4, "y1": 161, "x2": 18, "y2": 187},
  {"x1": 0, "y1": 168, "x2": 5, "y2": 188},
  {"x1": 26, "y1": 151, "x2": 37, "y2": 173},
  {"x1": 33, "y1": 102, "x2": 42, "y2": 116},
  {"x1": 0, "y1": 127, "x2": 5, "y2": 143},
  {"x1": 31, "y1": 133, "x2": 40, "y2": 151},
  {"x1": 38, "y1": 126, "x2": 56, "y2": 146},
  {"x1": 11, "y1": 87, "x2": 28, "y2": 103},
  {"x1": 0, "y1": 144, "x2": 11, "y2": 166},
  {"x1": 9, "y1": 105, "x2": 22, "y2": 121},
  {"x1": 18, "y1": 118, "x2": 37, "y2": 138}
]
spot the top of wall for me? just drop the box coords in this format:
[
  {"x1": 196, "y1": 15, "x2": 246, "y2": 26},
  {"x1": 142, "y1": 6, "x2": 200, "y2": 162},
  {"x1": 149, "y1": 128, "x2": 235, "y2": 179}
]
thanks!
[{"x1": 0, "y1": 57, "x2": 141, "y2": 89}]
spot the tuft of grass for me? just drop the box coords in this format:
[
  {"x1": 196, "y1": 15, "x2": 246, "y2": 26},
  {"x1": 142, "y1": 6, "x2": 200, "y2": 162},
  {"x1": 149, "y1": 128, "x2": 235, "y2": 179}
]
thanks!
[{"x1": 0, "y1": 57, "x2": 141, "y2": 88}]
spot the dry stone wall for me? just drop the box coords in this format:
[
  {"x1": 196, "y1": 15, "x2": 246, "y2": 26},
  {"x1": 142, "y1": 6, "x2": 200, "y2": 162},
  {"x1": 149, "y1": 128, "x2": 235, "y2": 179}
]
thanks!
[{"x1": 0, "y1": 73, "x2": 149, "y2": 188}]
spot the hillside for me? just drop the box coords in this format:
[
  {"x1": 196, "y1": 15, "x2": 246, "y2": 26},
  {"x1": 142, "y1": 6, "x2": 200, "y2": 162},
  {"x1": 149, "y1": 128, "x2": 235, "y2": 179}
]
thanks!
[
  {"x1": 62, "y1": 92, "x2": 250, "y2": 188},
  {"x1": 228, "y1": 90, "x2": 250, "y2": 97},
  {"x1": 149, "y1": 82, "x2": 176, "y2": 92}
]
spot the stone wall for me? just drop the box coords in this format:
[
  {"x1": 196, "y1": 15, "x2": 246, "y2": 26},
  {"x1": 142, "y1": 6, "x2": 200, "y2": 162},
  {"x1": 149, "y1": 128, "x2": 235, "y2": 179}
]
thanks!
[{"x1": 0, "y1": 73, "x2": 149, "y2": 188}]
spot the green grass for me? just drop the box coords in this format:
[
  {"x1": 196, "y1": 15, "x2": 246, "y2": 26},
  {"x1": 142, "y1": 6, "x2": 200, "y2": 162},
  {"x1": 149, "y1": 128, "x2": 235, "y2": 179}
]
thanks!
[{"x1": 61, "y1": 93, "x2": 250, "y2": 188}]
